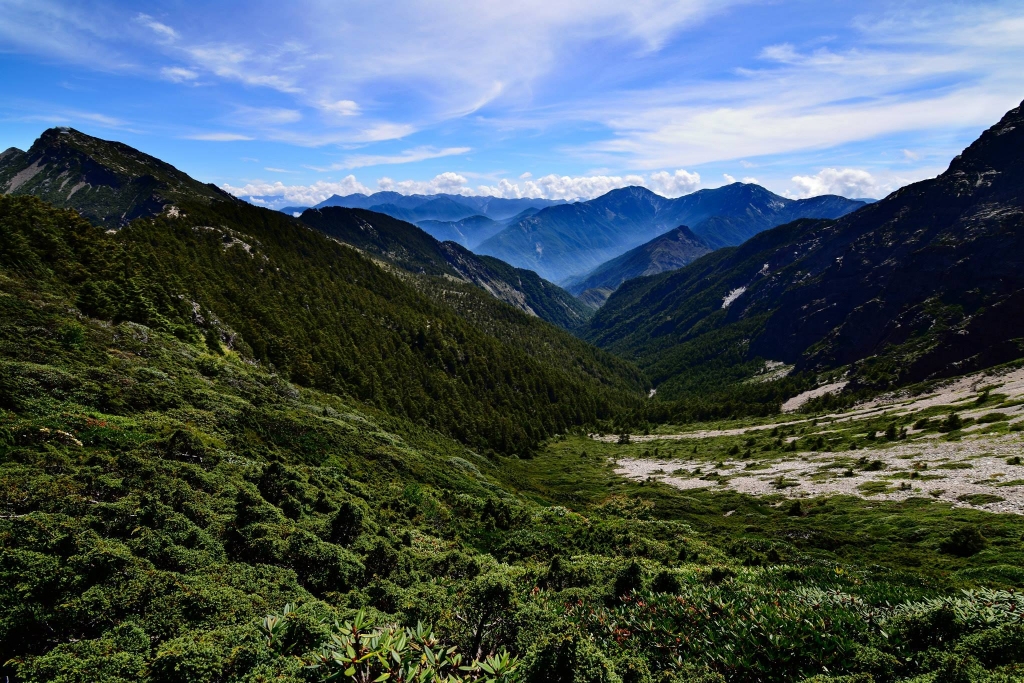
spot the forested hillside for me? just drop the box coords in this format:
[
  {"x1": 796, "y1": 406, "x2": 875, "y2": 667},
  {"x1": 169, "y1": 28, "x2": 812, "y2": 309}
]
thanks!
[{"x1": 0, "y1": 195, "x2": 643, "y2": 456}]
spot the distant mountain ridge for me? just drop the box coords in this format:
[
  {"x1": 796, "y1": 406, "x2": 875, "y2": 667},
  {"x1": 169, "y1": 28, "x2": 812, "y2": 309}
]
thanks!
[
  {"x1": 476, "y1": 184, "x2": 866, "y2": 282},
  {"x1": 314, "y1": 191, "x2": 564, "y2": 222},
  {"x1": 586, "y1": 97, "x2": 1024, "y2": 398}
]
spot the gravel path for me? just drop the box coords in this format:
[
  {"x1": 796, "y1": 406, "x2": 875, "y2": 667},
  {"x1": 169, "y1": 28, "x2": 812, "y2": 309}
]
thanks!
[{"x1": 615, "y1": 431, "x2": 1024, "y2": 514}]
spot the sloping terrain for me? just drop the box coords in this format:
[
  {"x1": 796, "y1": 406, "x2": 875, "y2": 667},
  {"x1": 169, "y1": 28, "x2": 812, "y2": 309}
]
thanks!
[
  {"x1": 0, "y1": 128, "x2": 227, "y2": 228},
  {"x1": 477, "y1": 184, "x2": 864, "y2": 282},
  {"x1": 0, "y1": 194, "x2": 643, "y2": 455},
  {"x1": 297, "y1": 207, "x2": 594, "y2": 330},
  {"x1": 564, "y1": 225, "x2": 713, "y2": 307},
  {"x1": 2, "y1": 137, "x2": 1024, "y2": 683},
  {"x1": 587, "y1": 98, "x2": 1024, "y2": 403}
]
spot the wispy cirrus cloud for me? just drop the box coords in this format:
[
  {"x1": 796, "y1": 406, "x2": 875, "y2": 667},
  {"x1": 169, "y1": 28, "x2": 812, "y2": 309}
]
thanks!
[
  {"x1": 160, "y1": 66, "x2": 198, "y2": 82},
  {"x1": 569, "y1": 5, "x2": 1024, "y2": 171},
  {"x1": 310, "y1": 146, "x2": 472, "y2": 171},
  {"x1": 185, "y1": 132, "x2": 254, "y2": 141},
  {"x1": 134, "y1": 13, "x2": 177, "y2": 42}
]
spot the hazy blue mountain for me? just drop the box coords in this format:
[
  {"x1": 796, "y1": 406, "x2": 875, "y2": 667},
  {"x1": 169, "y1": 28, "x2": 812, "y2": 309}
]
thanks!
[
  {"x1": 313, "y1": 192, "x2": 563, "y2": 222},
  {"x1": 366, "y1": 196, "x2": 480, "y2": 223},
  {"x1": 476, "y1": 184, "x2": 865, "y2": 282},
  {"x1": 586, "y1": 97, "x2": 1024, "y2": 397},
  {"x1": 564, "y1": 225, "x2": 713, "y2": 307},
  {"x1": 416, "y1": 214, "x2": 503, "y2": 248},
  {"x1": 279, "y1": 205, "x2": 309, "y2": 216}
]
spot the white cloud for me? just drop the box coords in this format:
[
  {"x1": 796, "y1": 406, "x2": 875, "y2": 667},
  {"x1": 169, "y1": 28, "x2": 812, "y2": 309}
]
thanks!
[
  {"x1": 224, "y1": 168, "x2": 705, "y2": 208},
  {"x1": 790, "y1": 168, "x2": 882, "y2": 199},
  {"x1": 572, "y1": 7, "x2": 1024, "y2": 169},
  {"x1": 135, "y1": 13, "x2": 178, "y2": 41},
  {"x1": 378, "y1": 172, "x2": 472, "y2": 196},
  {"x1": 232, "y1": 106, "x2": 303, "y2": 126},
  {"x1": 185, "y1": 132, "x2": 254, "y2": 141},
  {"x1": 222, "y1": 177, "x2": 371, "y2": 206},
  {"x1": 316, "y1": 146, "x2": 472, "y2": 171},
  {"x1": 647, "y1": 169, "x2": 701, "y2": 197},
  {"x1": 160, "y1": 66, "x2": 198, "y2": 82},
  {"x1": 319, "y1": 99, "x2": 360, "y2": 116},
  {"x1": 351, "y1": 123, "x2": 417, "y2": 143},
  {"x1": 185, "y1": 44, "x2": 303, "y2": 94},
  {"x1": 264, "y1": 167, "x2": 298, "y2": 173},
  {"x1": 742, "y1": 176, "x2": 758, "y2": 184},
  {"x1": 723, "y1": 173, "x2": 736, "y2": 184}
]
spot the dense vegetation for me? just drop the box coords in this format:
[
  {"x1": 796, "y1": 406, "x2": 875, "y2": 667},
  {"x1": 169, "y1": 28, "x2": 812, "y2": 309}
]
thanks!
[
  {"x1": 0, "y1": 195, "x2": 643, "y2": 456},
  {"x1": 2, "y1": 192, "x2": 1024, "y2": 683}
]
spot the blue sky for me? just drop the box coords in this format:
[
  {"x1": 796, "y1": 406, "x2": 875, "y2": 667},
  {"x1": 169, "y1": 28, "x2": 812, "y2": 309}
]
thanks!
[{"x1": 1, "y1": 0, "x2": 1022, "y2": 207}]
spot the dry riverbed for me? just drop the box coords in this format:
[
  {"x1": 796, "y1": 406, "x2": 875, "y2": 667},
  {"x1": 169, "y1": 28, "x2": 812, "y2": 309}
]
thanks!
[{"x1": 606, "y1": 366, "x2": 1024, "y2": 513}]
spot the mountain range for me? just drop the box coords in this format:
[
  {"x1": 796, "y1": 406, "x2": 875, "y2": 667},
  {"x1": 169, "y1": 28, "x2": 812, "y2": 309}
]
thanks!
[
  {"x1": 475, "y1": 184, "x2": 867, "y2": 282},
  {"x1": 587, "y1": 97, "x2": 1024, "y2": 402},
  {"x1": 0, "y1": 127, "x2": 591, "y2": 333}
]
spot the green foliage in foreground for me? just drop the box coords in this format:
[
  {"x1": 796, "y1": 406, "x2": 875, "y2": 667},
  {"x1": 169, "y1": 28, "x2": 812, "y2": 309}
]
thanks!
[{"x1": 2, "y1": 195, "x2": 1024, "y2": 682}]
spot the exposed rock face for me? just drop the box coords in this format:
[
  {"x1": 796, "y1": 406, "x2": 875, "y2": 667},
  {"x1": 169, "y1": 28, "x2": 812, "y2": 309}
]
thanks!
[
  {"x1": 588, "y1": 98, "x2": 1024, "y2": 389},
  {"x1": 0, "y1": 128, "x2": 228, "y2": 228}
]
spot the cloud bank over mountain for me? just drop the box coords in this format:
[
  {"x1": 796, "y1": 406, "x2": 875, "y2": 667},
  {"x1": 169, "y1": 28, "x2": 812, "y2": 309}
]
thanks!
[{"x1": 222, "y1": 169, "x2": 705, "y2": 206}]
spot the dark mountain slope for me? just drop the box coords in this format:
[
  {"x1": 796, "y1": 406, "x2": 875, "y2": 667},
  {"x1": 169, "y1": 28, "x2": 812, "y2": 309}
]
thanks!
[
  {"x1": 297, "y1": 207, "x2": 593, "y2": 330},
  {"x1": 477, "y1": 184, "x2": 864, "y2": 282},
  {"x1": 0, "y1": 128, "x2": 227, "y2": 228},
  {"x1": 564, "y1": 225, "x2": 713, "y2": 307},
  {"x1": 588, "y1": 97, "x2": 1024, "y2": 399}
]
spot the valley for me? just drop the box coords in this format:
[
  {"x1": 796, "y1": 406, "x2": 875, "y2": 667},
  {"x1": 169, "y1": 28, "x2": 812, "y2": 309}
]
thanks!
[{"x1": 2, "y1": 100, "x2": 1024, "y2": 683}]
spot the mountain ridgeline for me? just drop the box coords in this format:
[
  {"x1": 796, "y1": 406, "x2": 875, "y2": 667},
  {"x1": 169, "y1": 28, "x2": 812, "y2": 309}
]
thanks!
[
  {"x1": 0, "y1": 128, "x2": 227, "y2": 228},
  {"x1": 476, "y1": 184, "x2": 866, "y2": 282},
  {"x1": 296, "y1": 206, "x2": 594, "y2": 330},
  {"x1": 0, "y1": 128, "x2": 646, "y2": 456},
  {"x1": 588, "y1": 97, "x2": 1024, "y2": 410}
]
